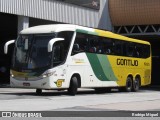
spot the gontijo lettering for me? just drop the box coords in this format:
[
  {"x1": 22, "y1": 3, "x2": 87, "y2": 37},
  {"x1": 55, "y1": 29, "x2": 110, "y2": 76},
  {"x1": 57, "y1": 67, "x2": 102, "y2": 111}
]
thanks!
[{"x1": 117, "y1": 58, "x2": 138, "y2": 66}]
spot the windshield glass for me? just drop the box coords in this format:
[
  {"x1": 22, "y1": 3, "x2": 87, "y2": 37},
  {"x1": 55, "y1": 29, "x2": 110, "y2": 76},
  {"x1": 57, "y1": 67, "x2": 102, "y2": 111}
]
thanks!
[{"x1": 12, "y1": 34, "x2": 54, "y2": 70}]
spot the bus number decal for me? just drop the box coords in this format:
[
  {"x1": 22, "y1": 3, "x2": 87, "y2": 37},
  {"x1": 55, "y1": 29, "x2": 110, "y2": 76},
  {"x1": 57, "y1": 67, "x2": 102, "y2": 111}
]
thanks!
[{"x1": 144, "y1": 62, "x2": 150, "y2": 66}]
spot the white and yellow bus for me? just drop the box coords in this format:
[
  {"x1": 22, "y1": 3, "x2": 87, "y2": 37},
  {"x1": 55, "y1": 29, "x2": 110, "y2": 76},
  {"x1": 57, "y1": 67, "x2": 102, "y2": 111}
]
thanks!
[{"x1": 4, "y1": 24, "x2": 151, "y2": 95}]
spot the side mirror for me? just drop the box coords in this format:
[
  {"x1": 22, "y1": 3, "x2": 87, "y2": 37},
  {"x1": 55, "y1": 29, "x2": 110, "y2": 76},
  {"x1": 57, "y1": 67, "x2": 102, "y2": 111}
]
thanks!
[
  {"x1": 48, "y1": 38, "x2": 64, "y2": 52},
  {"x1": 4, "y1": 40, "x2": 15, "y2": 54}
]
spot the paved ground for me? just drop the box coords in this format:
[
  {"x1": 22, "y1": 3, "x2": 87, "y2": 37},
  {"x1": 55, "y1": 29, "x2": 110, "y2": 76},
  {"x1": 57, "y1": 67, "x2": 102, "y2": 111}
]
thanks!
[
  {"x1": 0, "y1": 86, "x2": 160, "y2": 119},
  {"x1": 0, "y1": 86, "x2": 160, "y2": 111}
]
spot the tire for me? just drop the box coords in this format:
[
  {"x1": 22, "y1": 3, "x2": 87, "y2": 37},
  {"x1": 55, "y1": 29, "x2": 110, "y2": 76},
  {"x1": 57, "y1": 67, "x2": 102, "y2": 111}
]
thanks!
[
  {"x1": 125, "y1": 77, "x2": 133, "y2": 92},
  {"x1": 36, "y1": 89, "x2": 42, "y2": 95},
  {"x1": 68, "y1": 76, "x2": 78, "y2": 96},
  {"x1": 132, "y1": 77, "x2": 140, "y2": 92}
]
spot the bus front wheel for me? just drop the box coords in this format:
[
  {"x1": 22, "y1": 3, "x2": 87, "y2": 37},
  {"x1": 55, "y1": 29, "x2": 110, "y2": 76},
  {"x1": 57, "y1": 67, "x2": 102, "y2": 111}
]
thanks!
[
  {"x1": 68, "y1": 76, "x2": 78, "y2": 96},
  {"x1": 36, "y1": 89, "x2": 42, "y2": 95}
]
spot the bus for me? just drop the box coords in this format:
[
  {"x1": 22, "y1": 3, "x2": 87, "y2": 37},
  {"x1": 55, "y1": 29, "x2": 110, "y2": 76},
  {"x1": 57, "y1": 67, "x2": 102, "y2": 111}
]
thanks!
[{"x1": 4, "y1": 24, "x2": 151, "y2": 95}]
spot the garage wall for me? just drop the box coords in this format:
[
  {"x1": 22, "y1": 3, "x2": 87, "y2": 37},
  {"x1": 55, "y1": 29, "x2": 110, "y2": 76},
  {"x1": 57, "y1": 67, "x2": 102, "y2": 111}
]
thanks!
[{"x1": 0, "y1": 0, "x2": 99, "y2": 27}]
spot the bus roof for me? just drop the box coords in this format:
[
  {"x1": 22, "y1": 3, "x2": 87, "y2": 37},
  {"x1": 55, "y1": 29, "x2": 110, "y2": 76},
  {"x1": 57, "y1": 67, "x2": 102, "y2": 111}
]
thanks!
[
  {"x1": 20, "y1": 24, "x2": 77, "y2": 34},
  {"x1": 20, "y1": 24, "x2": 150, "y2": 45}
]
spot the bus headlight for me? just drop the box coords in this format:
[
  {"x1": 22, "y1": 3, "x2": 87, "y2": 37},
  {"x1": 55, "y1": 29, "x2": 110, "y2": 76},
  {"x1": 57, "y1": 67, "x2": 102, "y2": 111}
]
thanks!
[
  {"x1": 11, "y1": 74, "x2": 14, "y2": 77},
  {"x1": 41, "y1": 71, "x2": 56, "y2": 78},
  {"x1": 10, "y1": 70, "x2": 14, "y2": 77}
]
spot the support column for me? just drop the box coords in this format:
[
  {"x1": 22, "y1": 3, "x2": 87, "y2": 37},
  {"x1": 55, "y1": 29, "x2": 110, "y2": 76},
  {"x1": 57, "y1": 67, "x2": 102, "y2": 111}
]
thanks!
[
  {"x1": 18, "y1": 16, "x2": 29, "y2": 34},
  {"x1": 98, "y1": 0, "x2": 113, "y2": 31}
]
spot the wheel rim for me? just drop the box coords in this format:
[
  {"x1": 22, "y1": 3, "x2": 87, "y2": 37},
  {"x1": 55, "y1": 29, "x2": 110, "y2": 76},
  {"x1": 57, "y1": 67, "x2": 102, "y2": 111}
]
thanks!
[
  {"x1": 134, "y1": 78, "x2": 140, "y2": 91},
  {"x1": 126, "y1": 78, "x2": 132, "y2": 92}
]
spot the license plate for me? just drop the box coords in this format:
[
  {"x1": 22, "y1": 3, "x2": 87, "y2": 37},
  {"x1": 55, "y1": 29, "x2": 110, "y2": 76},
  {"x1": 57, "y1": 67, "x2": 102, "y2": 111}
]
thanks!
[{"x1": 23, "y1": 82, "x2": 30, "y2": 86}]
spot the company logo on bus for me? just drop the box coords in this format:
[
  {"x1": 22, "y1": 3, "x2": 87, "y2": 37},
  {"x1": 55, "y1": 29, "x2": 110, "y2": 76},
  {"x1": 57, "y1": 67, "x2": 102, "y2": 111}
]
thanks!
[
  {"x1": 55, "y1": 79, "x2": 65, "y2": 87},
  {"x1": 117, "y1": 58, "x2": 138, "y2": 66}
]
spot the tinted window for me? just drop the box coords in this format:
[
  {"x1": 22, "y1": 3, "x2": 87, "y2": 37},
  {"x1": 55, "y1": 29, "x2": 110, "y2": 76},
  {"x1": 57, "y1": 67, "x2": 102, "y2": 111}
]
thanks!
[{"x1": 72, "y1": 32, "x2": 150, "y2": 58}]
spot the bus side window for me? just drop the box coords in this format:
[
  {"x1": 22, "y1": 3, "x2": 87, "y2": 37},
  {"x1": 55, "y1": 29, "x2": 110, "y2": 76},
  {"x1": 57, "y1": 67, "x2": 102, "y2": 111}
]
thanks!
[
  {"x1": 89, "y1": 36, "x2": 99, "y2": 53},
  {"x1": 102, "y1": 38, "x2": 112, "y2": 55},
  {"x1": 127, "y1": 43, "x2": 135, "y2": 57},
  {"x1": 134, "y1": 44, "x2": 141, "y2": 58},
  {"x1": 142, "y1": 45, "x2": 150, "y2": 58},
  {"x1": 109, "y1": 40, "x2": 116, "y2": 55},
  {"x1": 72, "y1": 33, "x2": 88, "y2": 55},
  {"x1": 114, "y1": 41, "x2": 123, "y2": 56}
]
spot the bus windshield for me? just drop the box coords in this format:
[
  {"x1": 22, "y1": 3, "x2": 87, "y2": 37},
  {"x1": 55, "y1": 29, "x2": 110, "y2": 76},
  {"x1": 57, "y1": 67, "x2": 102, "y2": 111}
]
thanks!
[{"x1": 12, "y1": 34, "x2": 55, "y2": 70}]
